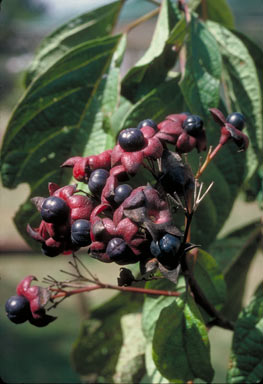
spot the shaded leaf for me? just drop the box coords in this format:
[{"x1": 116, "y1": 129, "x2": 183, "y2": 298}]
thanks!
[
  {"x1": 114, "y1": 313, "x2": 146, "y2": 384},
  {"x1": 198, "y1": 0, "x2": 234, "y2": 29},
  {"x1": 209, "y1": 220, "x2": 262, "y2": 321},
  {"x1": 140, "y1": 342, "x2": 168, "y2": 384},
  {"x1": 227, "y1": 283, "x2": 263, "y2": 384},
  {"x1": 72, "y1": 291, "x2": 143, "y2": 383},
  {"x1": 121, "y1": 0, "x2": 182, "y2": 102},
  {"x1": 152, "y1": 293, "x2": 214, "y2": 382},
  {"x1": 180, "y1": 14, "x2": 222, "y2": 117},
  {"x1": 24, "y1": 1, "x2": 123, "y2": 86},
  {"x1": 207, "y1": 21, "x2": 263, "y2": 181}
]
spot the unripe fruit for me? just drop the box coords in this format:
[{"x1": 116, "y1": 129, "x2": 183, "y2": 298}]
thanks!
[
  {"x1": 88, "y1": 169, "x2": 109, "y2": 195},
  {"x1": 183, "y1": 115, "x2": 203, "y2": 137},
  {"x1": 226, "y1": 112, "x2": 245, "y2": 131},
  {"x1": 137, "y1": 119, "x2": 157, "y2": 131},
  {"x1": 71, "y1": 219, "x2": 91, "y2": 247},
  {"x1": 41, "y1": 196, "x2": 69, "y2": 224},
  {"x1": 5, "y1": 295, "x2": 31, "y2": 324},
  {"x1": 106, "y1": 237, "x2": 128, "y2": 261},
  {"x1": 114, "y1": 184, "x2": 133, "y2": 205},
  {"x1": 118, "y1": 128, "x2": 145, "y2": 152}
]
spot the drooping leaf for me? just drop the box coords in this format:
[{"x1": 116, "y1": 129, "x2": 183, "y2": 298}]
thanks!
[
  {"x1": 1, "y1": 34, "x2": 123, "y2": 245},
  {"x1": 207, "y1": 21, "x2": 263, "y2": 181},
  {"x1": 197, "y1": 0, "x2": 234, "y2": 29},
  {"x1": 24, "y1": 1, "x2": 123, "y2": 86},
  {"x1": 114, "y1": 313, "x2": 146, "y2": 384},
  {"x1": 121, "y1": 0, "x2": 182, "y2": 102},
  {"x1": 188, "y1": 249, "x2": 227, "y2": 313},
  {"x1": 152, "y1": 293, "x2": 214, "y2": 382},
  {"x1": 209, "y1": 220, "x2": 262, "y2": 321},
  {"x1": 72, "y1": 291, "x2": 143, "y2": 383},
  {"x1": 227, "y1": 283, "x2": 263, "y2": 384},
  {"x1": 180, "y1": 14, "x2": 222, "y2": 117}
]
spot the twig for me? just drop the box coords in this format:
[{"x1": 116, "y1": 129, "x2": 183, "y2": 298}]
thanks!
[
  {"x1": 122, "y1": 7, "x2": 160, "y2": 34},
  {"x1": 195, "y1": 144, "x2": 223, "y2": 179}
]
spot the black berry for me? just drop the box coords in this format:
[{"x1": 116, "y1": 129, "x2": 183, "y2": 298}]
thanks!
[
  {"x1": 41, "y1": 196, "x2": 69, "y2": 224},
  {"x1": 183, "y1": 115, "x2": 203, "y2": 137},
  {"x1": 118, "y1": 128, "x2": 145, "y2": 152},
  {"x1": 137, "y1": 119, "x2": 158, "y2": 131},
  {"x1": 41, "y1": 242, "x2": 62, "y2": 257},
  {"x1": 226, "y1": 112, "x2": 245, "y2": 131},
  {"x1": 71, "y1": 219, "x2": 91, "y2": 247},
  {"x1": 114, "y1": 184, "x2": 132, "y2": 205},
  {"x1": 106, "y1": 238, "x2": 128, "y2": 261},
  {"x1": 5, "y1": 295, "x2": 31, "y2": 324},
  {"x1": 157, "y1": 234, "x2": 181, "y2": 269},
  {"x1": 88, "y1": 169, "x2": 109, "y2": 195}
]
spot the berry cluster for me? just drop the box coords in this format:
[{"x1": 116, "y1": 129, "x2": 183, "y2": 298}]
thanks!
[{"x1": 5, "y1": 110, "x2": 249, "y2": 326}]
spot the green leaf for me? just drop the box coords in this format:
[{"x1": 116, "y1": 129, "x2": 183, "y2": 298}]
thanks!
[
  {"x1": 1, "y1": 34, "x2": 123, "y2": 245},
  {"x1": 199, "y1": 0, "x2": 234, "y2": 29},
  {"x1": 72, "y1": 291, "x2": 143, "y2": 383},
  {"x1": 121, "y1": 0, "x2": 182, "y2": 102},
  {"x1": 24, "y1": 1, "x2": 123, "y2": 86},
  {"x1": 180, "y1": 14, "x2": 222, "y2": 117},
  {"x1": 114, "y1": 313, "x2": 146, "y2": 384},
  {"x1": 227, "y1": 283, "x2": 263, "y2": 384},
  {"x1": 152, "y1": 293, "x2": 214, "y2": 382},
  {"x1": 207, "y1": 21, "x2": 263, "y2": 181},
  {"x1": 141, "y1": 342, "x2": 167, "y2": 384},
  {"x1": 142, "y1": 278, "x2": 185, "y2": 341},
  {"x1": 209, "y1": 220, "x2": 262, "y2": 321},
  {"x1": 189, "y1": 249, "x2": 227, "y2": 312}
]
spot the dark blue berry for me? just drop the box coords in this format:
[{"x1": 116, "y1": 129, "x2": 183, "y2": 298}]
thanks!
[
  {"x1": 226, "y1": 112, "x2": 245, "y2": 131},
  {"x1": 41, "y1": 242, "x2": 62, "y2": 257},
  {"x1": 5, "y1": 295, "x2": 31, "y2": 324},
  {"x1": 118, "y1": 128, "x2": 145, "y2": 152},
  {"x1": 41, "y1": 196, "x2": 69, "y2": 224},
  {"x1": 71, "y1": 219, "x2": 91, "y2": 247},
  {"x1": 183, "y1": 115, "x2": 203, "y2": 137},
  {"x1": 157, "y1": 234, "x2": 181, "y2": 269},
  {"x1": 106, "y1": 238, "x2": 128, "y2": 261},
  {"x1": 88, "y1": 169, "x2": 109, "y2": 195},
  {"x1": 114, "y1": 184, "x2": 132, "y2": 205},
  {"x1": 137, "y1": 119, "x2": 158, "y2": 131},
  {"x1": 150, "y1": 240, "x2": 161, "y2": 258}
]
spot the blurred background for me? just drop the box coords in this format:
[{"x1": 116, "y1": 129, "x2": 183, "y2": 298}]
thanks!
[{"x1": 0, "y1": 0, "x2": 262, "y2": 383}]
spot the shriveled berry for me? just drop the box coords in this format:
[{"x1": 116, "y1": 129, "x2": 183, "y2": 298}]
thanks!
[
  {"x1": 137, "y1": 119, "x2": 158, "y2": 131},
  {"x1": 71, "y1": 219, "x2": 91, "y2": 247},
  {"x1": 226, "y1": 112, "x2": 245, "y2": 131},
  {"x1": 183, "y1": 115, "x2": 203, "y2": 137},
  {"x1": 118, "y1": 128, "x2": 145, "y2": 152},
  {"x1": 5, "y1": 295, "x2": 31, "y2": 324},
  {"x1": 106, "y1": 238, "x2": 128, "y2": 261},
  {"x1": 41, "y1": 242, "x2": 62, "y2": 257},
  {"x1": 114, "y1": 184, "x2": 133, "y2": 205},
  {"x1": 88, "y1": 169, "x2": 109, "y2": 195},
  {"x1": 41, "y1": 196, "x2": 69, "y2": 224}
]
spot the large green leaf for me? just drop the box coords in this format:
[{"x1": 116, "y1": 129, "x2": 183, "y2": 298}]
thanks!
[
  {"x1": 1, "y1": 34, "x2": 123, "y2": 245},
  {"x1": 198, "y1": 0, "x2": 234, "y2": 29},
  {"x1": 152, "y1": 293, "x2": 214, "y2": 382},
  {"x1": 121, "y1": 0, "x2": 182, "y2": 102},
  {"x1": 209, "y1": 220, "x2": 262, "y2": 321},
  {"x1": 227, "y1": 283, "x2": 263, "y2": 383},
  {"x1": 24, "y1": 1, "x2": 123, "y2": 87},
  {"x1": 190, "y1": 249, "x2": 227, "y2": 313},
  {"x1": 72, "y1": 291, "x2": 143, "y2": 383},
  {"x1": 207, "y1": 21, "x2": 263, "y2": 181},
  {"x1": 180, "y1": 14, "x2": 222, "y2": 117}
]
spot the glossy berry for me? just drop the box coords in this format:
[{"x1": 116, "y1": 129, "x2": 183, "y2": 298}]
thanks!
[
  {"x1": 106, "y1": 238, "x2": 128, "y2": 261},
  {"x1": 226, "y1": 112, "x2": 245, "y2": 131},
  {"x1": 157, "y1": 234, "x2": 181, "y2": 269},
  {"x1": 5, "y1": 295, "x2": 31, "y2": 324},
  {"x1": 183, "y1": 115, "x2": 203, "y2": 137},
  {"x1": 71, "y1": 219, "x2": 91, "y2": 247},
  {"x1": 137, "y1": 119, "x2": 158, "y2": 131},
  {"x1": 118, "y1": 128, "x2": 145, "y2": 152},
  {"x1": 41, "y1": 242, "x2": 62, "y2": 257},
  {"x1": 41, "y1": 196, "x2": 69, "y2": 224},
  {"x1": 114, "y1": 184, "x2": 133, "y2": 205},
  {"x1": 88, "y1": 169, "x2": 109, "y2": 195}
]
